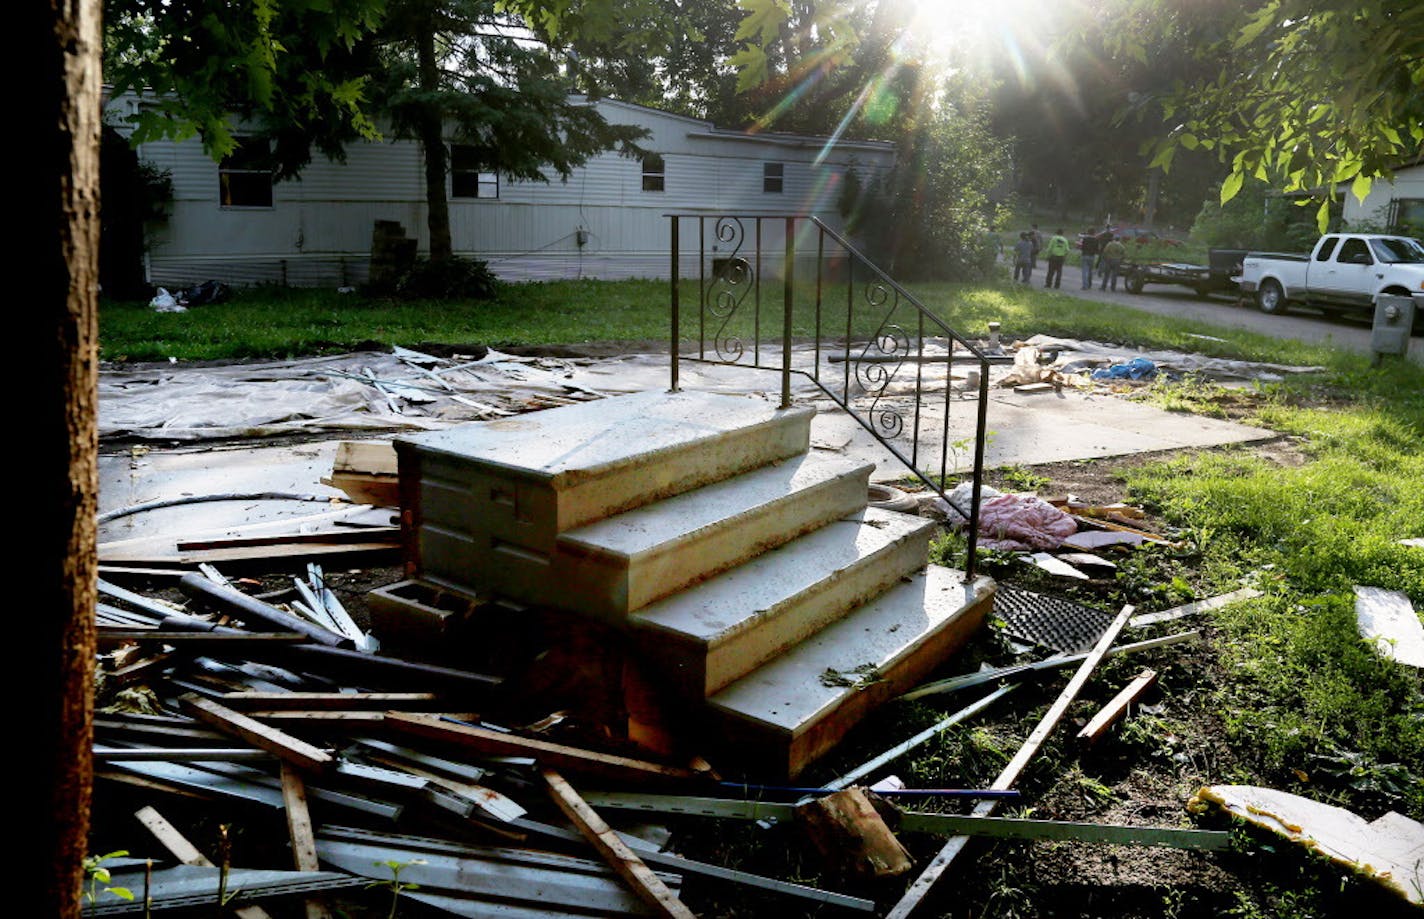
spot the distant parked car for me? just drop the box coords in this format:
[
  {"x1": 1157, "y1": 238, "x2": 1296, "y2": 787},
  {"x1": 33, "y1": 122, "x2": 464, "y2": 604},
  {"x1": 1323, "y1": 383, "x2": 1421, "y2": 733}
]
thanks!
[{"x1": 1107, "y1": 225, "x2": 1185, "y2": 247}]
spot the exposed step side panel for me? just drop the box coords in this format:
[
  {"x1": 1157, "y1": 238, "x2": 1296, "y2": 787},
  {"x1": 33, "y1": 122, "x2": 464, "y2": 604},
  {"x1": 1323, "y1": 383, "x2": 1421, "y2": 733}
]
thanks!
[
  {"x1": 396, "y1": 391, "x2": 813, "y2": 601},
  {"x1": 555, "y1": 454, "x2": 874, "y2": 620},
  {"x1": 630, "y1": 508, "x2": 935, "y2": 699},
  {"x1": 706, "y1": 566, "x2": 995, "y2": 778}
]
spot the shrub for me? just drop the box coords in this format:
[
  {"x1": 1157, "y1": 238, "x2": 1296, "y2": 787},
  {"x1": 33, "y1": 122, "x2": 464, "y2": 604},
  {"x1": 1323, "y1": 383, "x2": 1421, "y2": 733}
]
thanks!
[{"x1": 394, "y1": 256, "x2": 499, "y2": 300}]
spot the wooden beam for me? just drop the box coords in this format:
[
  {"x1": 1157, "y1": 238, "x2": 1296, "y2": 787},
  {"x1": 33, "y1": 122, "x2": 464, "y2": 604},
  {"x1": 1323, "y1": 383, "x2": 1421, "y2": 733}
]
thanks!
[
  {"x1": 279, "y1": 765, "x2": 332, "y2": 919},
  {"x1": 542, "y1": 768, "x2": 696, "y2": 919},
  {"x1": 179, "y1": 694, "x2": 332, "y2": 773},
  {"x1": 385, "y1": 713, "x2": 697, "y2": 785},
  {"x1": 97, "y1": 630, "x2": 306, "y2": 648},
  {"x1": 135, "y1": 807, "x2": 273, "y2": 919},
  {"x1": 219, "y1": 692, "x2": 440, "y2": 711},
  {"x1": 886, "y1": 605, "x2": 1136, "y2": 919},
  {"x1": 1077, "y1": 669, "x2": 1159, "y2": 746},
  {"x1": 244, "y1": 711, "x2": 391, "y2": 726}
]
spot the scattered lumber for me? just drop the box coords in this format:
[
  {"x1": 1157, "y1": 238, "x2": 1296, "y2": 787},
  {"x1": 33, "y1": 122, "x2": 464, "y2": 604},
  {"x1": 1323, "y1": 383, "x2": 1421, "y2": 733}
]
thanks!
[
  {"x1": 1076, "y1": 669, "x2": 1158, "y2": 745},
  {"x1": 321, "y1": 441, "x2": 400, "y2": 507},
  {"x1": 541, "y1": 767, "x2": 697, "y2": 919},
  {"x1": 886, "y1": 605, "x2": 1136, "y2": 919},
  {"x1": 385, "y1": 713, "x2": 700, "y2": 786},
  {"x1": 135, "y1": 806, "x2": 276, "y2": 919},
  {"x1": 1128, "y1": 588, "x2": 1261, "y2": 628},
  {"x1": 178, "y1": 574, "x2": 351, "y2": 648},
  {"x1": 179, "y1": 694, "x2": 333, "y2": 773},
  {"x1": 279, "y1": 764, "x2": 333, "y2": 919},
  {"x1": 219, "y1": 692, "x2": 442, "y2": 711}
]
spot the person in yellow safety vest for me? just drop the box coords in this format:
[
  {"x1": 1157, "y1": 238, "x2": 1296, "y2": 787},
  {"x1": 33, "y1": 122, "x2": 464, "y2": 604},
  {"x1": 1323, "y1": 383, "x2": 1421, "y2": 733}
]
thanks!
[{"x1": 1043, "y1": 229, "x2": 1070, "y2": 289}]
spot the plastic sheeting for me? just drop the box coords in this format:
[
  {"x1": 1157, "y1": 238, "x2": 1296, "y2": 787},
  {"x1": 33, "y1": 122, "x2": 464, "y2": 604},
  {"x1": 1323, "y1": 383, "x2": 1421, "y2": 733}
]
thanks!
[{"x1": 1025, "y1": 335, "x2": 1327, "y2": 382}]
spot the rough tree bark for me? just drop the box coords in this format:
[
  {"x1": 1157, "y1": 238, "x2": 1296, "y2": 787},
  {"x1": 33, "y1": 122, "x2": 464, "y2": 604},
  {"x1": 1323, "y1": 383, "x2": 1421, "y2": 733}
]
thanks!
[
  {"x1": 416, "y1": 12, "x2": 454, "y2": 263},
  {"x1": 31, "y1": 0, "x2": 101, "y2": 914}
]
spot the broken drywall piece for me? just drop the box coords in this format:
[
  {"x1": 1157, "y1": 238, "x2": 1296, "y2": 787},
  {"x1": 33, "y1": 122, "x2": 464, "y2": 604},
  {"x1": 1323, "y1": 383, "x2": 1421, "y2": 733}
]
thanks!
[
  {"x1": 1192, "y1": 785, "x2": 1424, "y2": 906},
  {"x1": 1353, "y1": 586, "x2": 1424, "y2": 669},
  {"x1": 1062, "y1": 529, "x2": 1145, "y2": 550},
  {"x1": 1057, "y1": 552, "x2": 1118, "y2": 573},
  {"x1": 1021, "y1": 552, "x2": 1090, "y2": 580}
]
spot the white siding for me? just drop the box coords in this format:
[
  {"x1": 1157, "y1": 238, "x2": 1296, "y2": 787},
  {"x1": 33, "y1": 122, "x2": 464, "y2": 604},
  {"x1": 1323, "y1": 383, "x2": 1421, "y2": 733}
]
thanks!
[
  {"x1": 1343, "y1": 165, "x2": 1424, "y2": 227},
  {"x1": 119, "y1": 95, "x2": 895, "y2": 287}
]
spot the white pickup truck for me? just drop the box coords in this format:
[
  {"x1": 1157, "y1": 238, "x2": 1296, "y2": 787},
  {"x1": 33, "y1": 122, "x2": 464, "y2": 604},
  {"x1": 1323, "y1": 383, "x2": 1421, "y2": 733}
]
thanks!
[{"x1": 1239, "y1": 233, "x2": 1424, "y2": 317}]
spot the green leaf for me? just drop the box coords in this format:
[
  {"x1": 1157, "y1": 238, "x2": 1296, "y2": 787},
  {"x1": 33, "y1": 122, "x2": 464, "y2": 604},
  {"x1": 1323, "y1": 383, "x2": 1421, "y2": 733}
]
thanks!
[
  {"x1": 1350, "y1": 173, "x2": 1372, "y2": 204},
  {"x1": 1315, "y1": 199, "x2": 1330, "y2": 234},
  {"x1": 1149, "y1": 145, "x2": 1176, "y2": 171},
  {"x1": 108, "y1": 888, "x2": 135, "y2": 902},
  {"x1": 1220, "y1": 170, "x2": 1245, "y2": 206},
  {"x1": 1179, "y1": 133, "x2": 1199, "y2": 150},
  {"x1": 1233, "y1": 1, "x2": 1280, "y2": 49}
]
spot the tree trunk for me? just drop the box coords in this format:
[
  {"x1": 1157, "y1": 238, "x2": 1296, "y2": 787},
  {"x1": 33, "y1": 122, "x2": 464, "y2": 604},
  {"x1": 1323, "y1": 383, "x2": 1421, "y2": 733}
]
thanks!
[
  {"x1": 32, "y1": 0, "x2": 101, "y2": 914},
  {"x1": 1144, "y1": 167, "x2": 1161, "y2": 227},
  {"x1": 416, "y1": 15, "x2": 453, "y2": 263}
]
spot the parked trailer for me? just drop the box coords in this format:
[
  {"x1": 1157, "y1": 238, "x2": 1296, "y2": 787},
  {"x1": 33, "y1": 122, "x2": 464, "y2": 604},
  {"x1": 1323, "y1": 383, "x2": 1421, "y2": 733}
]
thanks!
[{"x1": 1121, "y1": 249, "x2": 1246, "y2": 298}]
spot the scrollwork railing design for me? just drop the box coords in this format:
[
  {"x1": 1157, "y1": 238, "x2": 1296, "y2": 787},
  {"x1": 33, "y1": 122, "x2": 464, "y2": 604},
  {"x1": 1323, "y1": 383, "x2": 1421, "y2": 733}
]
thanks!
[{"x1": 668, "y1": 213, "x2": 991, "y2": 579}]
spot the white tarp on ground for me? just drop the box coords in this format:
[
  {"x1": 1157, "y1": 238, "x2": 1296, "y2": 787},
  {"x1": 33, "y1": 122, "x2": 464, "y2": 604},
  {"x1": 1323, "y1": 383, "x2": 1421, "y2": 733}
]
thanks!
[
  {"x1": 1024, "y1": 335, "x2": 1328, "y2": 381},
  {"x1": 100, "y1": 341, "x2": 1320, "y2": 443}
]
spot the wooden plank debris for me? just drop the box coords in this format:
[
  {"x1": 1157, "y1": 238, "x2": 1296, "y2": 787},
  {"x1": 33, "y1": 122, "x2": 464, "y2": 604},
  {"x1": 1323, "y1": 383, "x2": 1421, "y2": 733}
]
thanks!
[
  {"x1": 1076, "y1": 669, "x2": 1158, "y2": 745},
  {"x1": 179, "y1": 694, "x2": 333, "y2": 773},
  {"x1": 321, "y1": 441, "x2": 400, "y2": 507},
  {"x1": 385, "y1": 713, "x2": 699, "y2": 785},
  {"x1": 219, "y1": 692, "x2": 441, "y2": 711},
  {"x1": 97, "y1": 630, "x2": 307, "y2": 648},
  {"x1": 900, "y1": 630, "x2": 1199, "y2": 701},
  {"x1": 886, "y1": 604, "x2": 1136, "y2": 919},
  {"x1": 279, "y1": 764, "x2": 333, "y2": 919},
  {"x1": 795, "y1": 788, "x2": 913, "y2": 879},
  {"x1": 1065, "y1": 514, "x2": 1176, "y2": 546},
  {"x1": 541, "y1": 767, "x2": 697, "y2": 919},
  {"x1": 135, "y1": 806, "x2": 275, "y2": 919},
  {"x1": 1129, "y1": 588, "x2": 1261, "y2": 629}
]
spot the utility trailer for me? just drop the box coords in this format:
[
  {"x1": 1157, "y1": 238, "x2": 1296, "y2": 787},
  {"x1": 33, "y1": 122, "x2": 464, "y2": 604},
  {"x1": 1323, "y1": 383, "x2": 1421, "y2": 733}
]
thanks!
[{"x1": 1122, "y1": 249, "x2": 1246, "y2": 297}]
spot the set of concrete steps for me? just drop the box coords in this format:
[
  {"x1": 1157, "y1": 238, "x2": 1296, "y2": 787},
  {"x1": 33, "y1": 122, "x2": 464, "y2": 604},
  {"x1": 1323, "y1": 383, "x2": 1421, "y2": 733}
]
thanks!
[{"x1": 395, "y1": 390, "x2": 995, "y2": 777}]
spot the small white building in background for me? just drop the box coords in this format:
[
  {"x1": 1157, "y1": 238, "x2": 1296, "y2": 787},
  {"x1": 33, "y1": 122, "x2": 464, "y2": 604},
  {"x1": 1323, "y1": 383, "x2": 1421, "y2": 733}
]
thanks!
[
  {"x1": 107, "y1": 94, "x2": 896, "y2": 288},
  {"x1": 1342, "y1": 160, "x2": 1424, "y2": 234}
]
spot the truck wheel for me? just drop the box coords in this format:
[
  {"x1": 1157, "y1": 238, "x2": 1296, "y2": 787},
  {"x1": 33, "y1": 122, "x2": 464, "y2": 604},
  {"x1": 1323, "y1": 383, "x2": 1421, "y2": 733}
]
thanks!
[
  {"x1": 1256, "y1": 279, "x2": 1289, "y2": 315},
  {"x1": 1193, "y1": 284, "x2": 1211, "y2": 299}
]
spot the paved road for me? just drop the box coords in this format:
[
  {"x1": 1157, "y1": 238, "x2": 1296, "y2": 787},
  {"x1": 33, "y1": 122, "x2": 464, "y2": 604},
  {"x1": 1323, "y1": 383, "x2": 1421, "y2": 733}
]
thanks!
[{"x1": 1026, "y1": 270, "x2": 1423, "y2": 363}]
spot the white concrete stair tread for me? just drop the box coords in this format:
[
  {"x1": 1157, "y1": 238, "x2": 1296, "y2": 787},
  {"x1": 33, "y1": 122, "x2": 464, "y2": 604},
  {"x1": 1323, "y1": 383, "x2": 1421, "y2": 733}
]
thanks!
[
  {"x1": 630, "y1": 507, "x2": 931, "y2": 642},
  {"x1": 710, "y1": 565, "x2": 994, "y2": 735},
  {"x1": 397, "y1": 390, "x2": 811, "y2": 483},
  {"x1": 559, "y1": 452, "x2": 872, "y2": 560}
]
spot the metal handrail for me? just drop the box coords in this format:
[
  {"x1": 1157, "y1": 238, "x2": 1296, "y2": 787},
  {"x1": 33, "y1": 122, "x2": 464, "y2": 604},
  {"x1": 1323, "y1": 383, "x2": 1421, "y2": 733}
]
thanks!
[{"x1": 667, "y1": 213, "x2": 990, "y2": 580}]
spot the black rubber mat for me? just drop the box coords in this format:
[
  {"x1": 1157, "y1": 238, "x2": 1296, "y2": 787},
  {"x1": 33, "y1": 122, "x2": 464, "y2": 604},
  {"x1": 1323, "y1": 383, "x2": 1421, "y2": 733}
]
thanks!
[{"x1": 994, "y1": 584, "x2": 1116, "y2": 654}]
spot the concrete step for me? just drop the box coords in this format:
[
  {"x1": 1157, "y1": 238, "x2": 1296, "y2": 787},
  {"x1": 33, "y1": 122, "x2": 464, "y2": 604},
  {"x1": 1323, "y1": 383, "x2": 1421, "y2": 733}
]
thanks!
[
  {"x1": 630, "y1": 507, "x2": 935, "y2": 699},
  {"x1": 705, "y1": 566, "x2": 996, "y2": 778},
  {"x1": 396, "y1": 391, "x2": 814, "y2": 599},
  {"x1": 553, "y1": 453, "x2": 875, "y2": 620}
]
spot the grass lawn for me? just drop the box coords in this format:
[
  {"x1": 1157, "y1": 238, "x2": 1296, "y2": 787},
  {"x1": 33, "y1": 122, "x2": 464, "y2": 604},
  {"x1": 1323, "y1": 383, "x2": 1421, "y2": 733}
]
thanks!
[{"x1": 101, "y1": 278, "x2": 1423, "y2": 915}]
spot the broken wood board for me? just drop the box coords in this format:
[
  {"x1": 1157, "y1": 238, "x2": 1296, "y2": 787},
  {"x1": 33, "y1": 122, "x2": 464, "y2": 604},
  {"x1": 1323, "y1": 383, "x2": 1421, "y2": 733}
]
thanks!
[
  {"x1": 542, "y1": 767, "x2": 696, "y2": 919},
  {"x1": 219, "y1": 692, "x2": 442, "y2": 711},
  {"x1": 1129, "y1": 588, "x2": 1262, "y2": 629},
  {"x1": 886, "y1": 604, "x2": 1135, "y2": 919},
  {"x1": 135, "y1": 806, "x2": 275, "y2": 919},
  {"x1": 1076, "y1": 669, "x2": 1158, "y2": 745},
  {"x1": 1056, "y1": 552, "x2": 1118, "y2": 573},
  {"x1": 179, "y1": 695, "x2": 333, "y2": 773},
  {"x1": 321, "y1": 441, "x2": 400, "y2": 507},
  {"x1": 1353, "y1": 586, "x2": 1424, "y2": 669},
  {"x1": 795, "y1": 788, "x2": 913, "y2": 879},
  {"x1": 279, "y1": 764, "x2": 333, "y2": 919},
  {"x1": 1066, "y1": 514, "x2": 1176, "y2": 546},
  {"x1": 385, "y1": 713, "x2": 699, "y2": 786},
  {"x1": 1020, "y1": 552, "x2": 1089, "y2": 580},
  {"x1": 1192, "y1": 785, "x2": 1424, "y2": 906}
]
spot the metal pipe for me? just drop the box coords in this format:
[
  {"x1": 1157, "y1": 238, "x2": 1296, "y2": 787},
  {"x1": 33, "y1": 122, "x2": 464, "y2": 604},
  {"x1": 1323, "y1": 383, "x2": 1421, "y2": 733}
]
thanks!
[
  {"x1": 178, "y1": 573, "x2": 350, "y2": 648},
  {"x1": 781, "y1": 216, "x2": 794, "y2": 409},
  {"x1": 669, "y1": 215, "x2": 680, "y2": 393}
]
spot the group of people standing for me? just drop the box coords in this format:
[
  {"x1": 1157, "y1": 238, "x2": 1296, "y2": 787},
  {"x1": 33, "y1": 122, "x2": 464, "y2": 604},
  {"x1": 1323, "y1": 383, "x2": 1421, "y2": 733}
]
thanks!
[
  {"x1": 1008, "y1": 223, "x2": 1128, "y2": 291},
  {"x1": 1077, "y1": 227, "x2": 1128, "y2": 291}
]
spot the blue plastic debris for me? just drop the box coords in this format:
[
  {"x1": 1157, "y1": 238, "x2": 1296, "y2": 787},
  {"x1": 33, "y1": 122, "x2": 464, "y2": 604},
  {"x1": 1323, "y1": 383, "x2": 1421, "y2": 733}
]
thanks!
[{"x1": 1091, "y1": 358, "x2": 1157, "y2": 381}]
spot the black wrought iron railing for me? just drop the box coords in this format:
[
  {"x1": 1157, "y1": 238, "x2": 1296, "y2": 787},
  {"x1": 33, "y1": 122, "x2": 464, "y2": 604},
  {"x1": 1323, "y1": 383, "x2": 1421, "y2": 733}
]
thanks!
[{"x1": 668, "y1": 214, "x2": 991, "y2": 580}]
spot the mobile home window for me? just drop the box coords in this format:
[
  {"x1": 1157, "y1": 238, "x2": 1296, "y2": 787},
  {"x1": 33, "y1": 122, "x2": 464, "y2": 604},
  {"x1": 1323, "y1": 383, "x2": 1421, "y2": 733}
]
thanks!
[
  {"x1": 642, "y1": 154, "x2": 665, "y2": 192},
  {"x1": 763, "y1": 162, "x2": 784, "y2": 194},
  {"x1": 450, "y1": 145, "x2": 499, "y2": 199},
  {"x1": 1388, "y1": 198, "x2": 1424, "y2": 234},
  {"x1": 218, "y1": 138, "x2": 273, "y2": 208}
]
